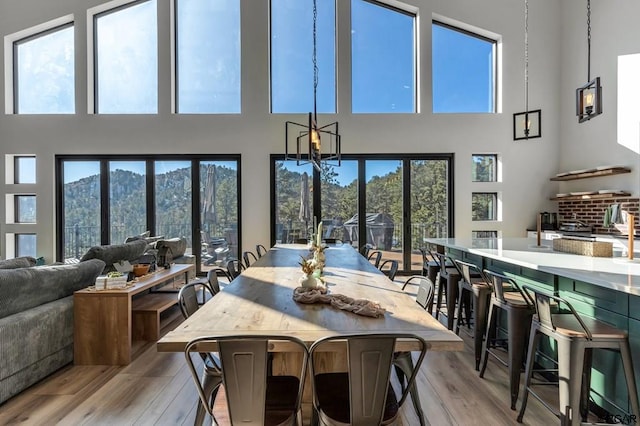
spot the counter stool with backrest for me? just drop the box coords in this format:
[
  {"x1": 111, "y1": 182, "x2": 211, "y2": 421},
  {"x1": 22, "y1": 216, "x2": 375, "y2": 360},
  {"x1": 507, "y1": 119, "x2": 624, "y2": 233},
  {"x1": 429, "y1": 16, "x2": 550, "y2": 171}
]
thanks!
[
  {"x1": 427, "y1": 249, "x2": 454, "y2": 317},
  {"x1": 517, "y1": 286, "x2": 640, "y2": 425},
  {"x1": 433, "y1": 252, "x2": 462, "y2": 329},
  {"x1": 479, "y1": 270, "x2": 535, "y2": 410},
  {"x1": 453, "y1": 260, "x2": 492, "y2": 370}
]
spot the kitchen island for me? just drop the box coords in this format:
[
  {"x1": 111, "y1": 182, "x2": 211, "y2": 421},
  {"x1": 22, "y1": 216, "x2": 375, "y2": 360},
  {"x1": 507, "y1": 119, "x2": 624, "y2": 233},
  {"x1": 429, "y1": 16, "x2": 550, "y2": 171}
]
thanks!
[{"x1": 426, "y1": 237, "x2": 640, "y2": 417}]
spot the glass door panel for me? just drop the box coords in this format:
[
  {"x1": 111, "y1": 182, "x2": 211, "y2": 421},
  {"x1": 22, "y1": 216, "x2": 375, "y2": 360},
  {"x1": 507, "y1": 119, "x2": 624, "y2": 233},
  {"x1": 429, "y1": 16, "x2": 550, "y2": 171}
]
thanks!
[
  {"x1": 320, "y1": 161, "x2": 358, "y2": 246},
  {"x1": 274, "y1": 161, "x2": 314, "y2": 243},
  {"x1": 410, "y1": 159, "x2": 450, "y2": 271},
  {"x1": 155, "y1": 161, "x2": 192, "y2": 253},
  {"x1": 200, "y1": 161, "x2": 239, "y2": 270},
  {"x1": 62, "y1": 161, "x2": 101, "y2": 261},
  {"x1": 109, "y1": 161, "x2": 147, "y2": 243},
  {"x1": 365, "y1": 160, "x2": 403, "y2": 270}
]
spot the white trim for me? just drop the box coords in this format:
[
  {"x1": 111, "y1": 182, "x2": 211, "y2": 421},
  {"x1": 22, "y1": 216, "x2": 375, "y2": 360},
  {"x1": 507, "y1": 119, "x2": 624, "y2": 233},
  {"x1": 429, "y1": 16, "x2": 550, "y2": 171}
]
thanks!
[{"x1": 4, "y1": 14, "x2": 74, "y2": 114}]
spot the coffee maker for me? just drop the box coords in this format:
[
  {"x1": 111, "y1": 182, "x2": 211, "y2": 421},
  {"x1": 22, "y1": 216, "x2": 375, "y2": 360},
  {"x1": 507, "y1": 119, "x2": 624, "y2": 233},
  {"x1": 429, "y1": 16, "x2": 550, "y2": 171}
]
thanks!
[{"x1": 540, "y1": 212, "x2": 558, "y2": 230}]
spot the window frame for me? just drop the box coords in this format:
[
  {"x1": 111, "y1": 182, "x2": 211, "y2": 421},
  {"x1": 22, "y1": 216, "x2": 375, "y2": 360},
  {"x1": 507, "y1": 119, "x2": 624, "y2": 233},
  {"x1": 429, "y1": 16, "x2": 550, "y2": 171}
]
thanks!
[
  {"x1": 471, "y1": 192, "x2": 498, "y2": 222},
  {"x1": 90, "y1": 0, "x2": 158, "y2": 114},
  {"x1": 55, "y1": 154, "x2": 242, "y2": 271},
  {"x1": 471, "y1": 154, "x2": 498, "y2": 182},
  {"x1": 432, "y1": 19, "x2": 498, "y2": 114},
  {"x1": 350, "y1": 0, "x2": 418, "y2": 114}
]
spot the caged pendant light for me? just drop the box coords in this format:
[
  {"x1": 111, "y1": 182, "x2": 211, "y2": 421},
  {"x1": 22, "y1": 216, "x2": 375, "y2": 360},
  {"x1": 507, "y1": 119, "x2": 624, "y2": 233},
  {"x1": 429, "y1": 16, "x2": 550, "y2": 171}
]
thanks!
[
  {"x1": 513, "y1": 0, "x2": 541, "y2": 140},
  {"x1": 576, "y1": 0, "x2": 602, "y2": 123},
  {"x1": 284, "y1": 0, "x2": 341, "y2": 172}
]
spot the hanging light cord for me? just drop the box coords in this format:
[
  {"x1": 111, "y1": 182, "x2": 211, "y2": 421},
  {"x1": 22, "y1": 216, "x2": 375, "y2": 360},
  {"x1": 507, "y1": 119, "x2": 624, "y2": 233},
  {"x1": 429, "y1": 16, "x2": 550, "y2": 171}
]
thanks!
[
  {"x1": 524, "y1": 0, "x2": 529, "y2": 114},
  {"x1": 312, "y1": 0, "x2": 319, "y2": 121},
  {"x1": 587, "y1": 0, "x2": 591, "y2": 81}
]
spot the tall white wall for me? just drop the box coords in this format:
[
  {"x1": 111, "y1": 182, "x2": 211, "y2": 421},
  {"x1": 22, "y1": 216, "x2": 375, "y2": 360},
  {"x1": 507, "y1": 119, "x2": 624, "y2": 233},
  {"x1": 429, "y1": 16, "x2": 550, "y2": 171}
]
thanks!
[
  {"x1": 558, "y1": 0, "x2": 640, "y2": 196},
  {"x1": 0, "y1": 0, "x2": 563, "y2": 262}
]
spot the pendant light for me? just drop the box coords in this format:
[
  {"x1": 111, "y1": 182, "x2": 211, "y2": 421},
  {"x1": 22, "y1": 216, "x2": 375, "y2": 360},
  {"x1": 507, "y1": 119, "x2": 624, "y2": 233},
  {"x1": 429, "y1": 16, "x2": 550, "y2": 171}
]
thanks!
[
  {"x1": 513, "y1": 0, "x2": 541, "y2": 140},
  {"x1": 576, "y1": 0, "x2": 602, "y2": 123},
  {"x1": 285, "y1": 0, "x2": 341, "y2": 172}
]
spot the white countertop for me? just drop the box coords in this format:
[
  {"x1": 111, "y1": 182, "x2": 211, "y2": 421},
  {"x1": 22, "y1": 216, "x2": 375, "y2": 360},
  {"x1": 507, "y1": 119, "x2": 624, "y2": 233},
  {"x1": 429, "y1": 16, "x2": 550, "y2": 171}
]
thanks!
[{"x1": 425, "y1": 237, "x2": 640, "y2": 296}]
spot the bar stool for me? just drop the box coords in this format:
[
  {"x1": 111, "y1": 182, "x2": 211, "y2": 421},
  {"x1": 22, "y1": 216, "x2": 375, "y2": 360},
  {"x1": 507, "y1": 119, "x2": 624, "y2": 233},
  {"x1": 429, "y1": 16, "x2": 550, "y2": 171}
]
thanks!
[
  {"x1": 433, "y1": 252, "x2": 461, "y2": 329},
  {"x1": 479, "y1": 270, "x2": 535, "y2": 410},
  {"x1": 453, "y1": 260, "x2": 492, "y2": 370},
  {"x1": 517, "y1": 286, "x2": 640, "y2": 425}
]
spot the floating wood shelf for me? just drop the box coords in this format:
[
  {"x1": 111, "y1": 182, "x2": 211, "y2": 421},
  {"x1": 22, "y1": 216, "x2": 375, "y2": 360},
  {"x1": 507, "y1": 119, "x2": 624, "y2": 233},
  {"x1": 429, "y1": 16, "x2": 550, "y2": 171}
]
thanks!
[
  {"x1": 550, "y1": 192, "x2": 631, "y2": 201},
  {"x1": 550, "y1": 167, "x2": 631, "y2": 181}
]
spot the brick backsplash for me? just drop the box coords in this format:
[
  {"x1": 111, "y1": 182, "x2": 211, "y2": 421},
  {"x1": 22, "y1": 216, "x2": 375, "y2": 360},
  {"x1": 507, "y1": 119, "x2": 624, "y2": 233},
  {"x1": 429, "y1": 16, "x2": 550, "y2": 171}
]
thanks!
[{"x1": 558, "y1": 198, "x2": 640, "y2": 235}]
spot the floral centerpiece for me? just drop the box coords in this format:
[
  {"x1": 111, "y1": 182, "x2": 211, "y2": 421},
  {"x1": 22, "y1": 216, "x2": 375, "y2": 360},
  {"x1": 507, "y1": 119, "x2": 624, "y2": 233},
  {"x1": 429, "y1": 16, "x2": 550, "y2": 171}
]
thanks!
[{"x1": 298, "y1": 256, "x2": 323, "y2": 288}]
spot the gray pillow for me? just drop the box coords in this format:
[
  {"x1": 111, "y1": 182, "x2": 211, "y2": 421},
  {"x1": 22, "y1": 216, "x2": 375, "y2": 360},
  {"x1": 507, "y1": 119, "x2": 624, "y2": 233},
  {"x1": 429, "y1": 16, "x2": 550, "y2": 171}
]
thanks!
[
  {"x1": 80, "y1": 239, "x2": 148, "y2": 267},
  {"x1": 0, "y1": 259, "x2": 105, "y2": 320},
  {"x1": 155, "y1": 238, "x2": 187, "y2": 258},
  {"x1": 0, "y1": 256, "x2": 37, "y2": 269}
]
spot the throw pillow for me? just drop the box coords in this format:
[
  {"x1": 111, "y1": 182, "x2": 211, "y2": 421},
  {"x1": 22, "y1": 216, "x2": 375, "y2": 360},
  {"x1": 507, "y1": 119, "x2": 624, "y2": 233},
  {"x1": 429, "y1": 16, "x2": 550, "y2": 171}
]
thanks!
[
  {"x1": 155, "y1": 237, "x2": 187, "y2": 259},
  {"x1": 80, "y1": 239, "x2": 148, "y2": 272},
  {"x1": 0, "y1": 256, "x2": 37, "y2": 269}
]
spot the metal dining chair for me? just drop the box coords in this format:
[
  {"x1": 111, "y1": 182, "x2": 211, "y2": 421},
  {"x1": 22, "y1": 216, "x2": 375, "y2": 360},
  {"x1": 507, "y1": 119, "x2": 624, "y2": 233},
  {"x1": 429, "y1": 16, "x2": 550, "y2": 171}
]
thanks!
[
  {"x1": 379, "y1": 259, "x2": 398, "y2": 281},
  {"x1": 185, "y1": 335, "x2": 309, "y2": 426},
  {"x1": 243, "y1": 250, "x2": 258, "y2": 267},
  {"x1": 178, "y1": 283, "x2": 222, "y2": 426},
  {"x1": 367, "y1": 250, "x2": 383, "y2": 268},
  {"x1": 256, "y1": 244, "x2": 268, "y2": 258},
  {"x1": 226, "y1": 259, "x2": 245, "y2": 280},
  {"x1": 394, "y1": 276, "x2": 436, "y2": 426},
  {"x1": 309, "y1": 333, "x2": 428, "y2": 426}
]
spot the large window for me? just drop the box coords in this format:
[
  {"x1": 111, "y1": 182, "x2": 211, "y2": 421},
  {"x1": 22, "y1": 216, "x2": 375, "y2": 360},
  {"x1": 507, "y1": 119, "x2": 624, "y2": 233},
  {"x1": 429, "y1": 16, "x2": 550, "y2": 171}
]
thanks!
[
  {"x1": 351, "y1": 0, "x2": 415, "y2": 113},
  {"x1": 13, "y1": 23, "x2": 75, "y2": 114},
  {"x1": 271, "y1": 154, "x2": 453, "y2": 274},
  {"x1": 175, "y1": 0, "x2": 241, "y2": 113},
  {"x1": 270, "y1": 0, "x2": 336, "y2": 113},
  {"x1": 94, "y1": 0, "x2": 158, "y2": 113},
  {"x1": 432, "y1": 20, "x2": 496, "y2": 113},
  {"x1": 57, "y1": 155, "x2": 240, "y2": 274}
]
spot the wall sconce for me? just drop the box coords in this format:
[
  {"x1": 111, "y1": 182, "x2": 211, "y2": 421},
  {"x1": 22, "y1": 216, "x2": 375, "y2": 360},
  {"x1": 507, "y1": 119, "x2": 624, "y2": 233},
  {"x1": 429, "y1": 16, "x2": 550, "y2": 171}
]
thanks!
[
  {"x1": 576, "y1": 77, "x2": 602, "y2": 122},
  {"x1": 513, "y1": 109, "x2": 541, "y2": 140}
]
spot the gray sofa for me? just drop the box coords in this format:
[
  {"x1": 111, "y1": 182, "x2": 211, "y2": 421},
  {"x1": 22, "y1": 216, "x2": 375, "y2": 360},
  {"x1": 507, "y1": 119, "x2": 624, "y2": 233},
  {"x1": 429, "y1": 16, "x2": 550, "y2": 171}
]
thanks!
[{"x1": 0, "y1": 257, "x2": 105, "y2": 404}]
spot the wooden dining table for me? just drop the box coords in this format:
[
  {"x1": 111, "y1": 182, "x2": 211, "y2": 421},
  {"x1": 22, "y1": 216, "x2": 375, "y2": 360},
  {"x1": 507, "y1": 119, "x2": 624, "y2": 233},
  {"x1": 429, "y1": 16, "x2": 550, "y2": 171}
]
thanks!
[{"x1": 157, "y1": 243, "x2": 463, "y2": 353}]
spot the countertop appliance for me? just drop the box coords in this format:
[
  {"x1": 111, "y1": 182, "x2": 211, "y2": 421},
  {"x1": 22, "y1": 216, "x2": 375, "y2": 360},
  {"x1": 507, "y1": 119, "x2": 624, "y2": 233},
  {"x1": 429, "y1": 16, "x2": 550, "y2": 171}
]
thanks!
[
  {"x1": 540, "y1": 212, "x2": 558, "y2": 230},
  {"x1": 559, "y1": 220, "x2": 593, "y2": 236}
]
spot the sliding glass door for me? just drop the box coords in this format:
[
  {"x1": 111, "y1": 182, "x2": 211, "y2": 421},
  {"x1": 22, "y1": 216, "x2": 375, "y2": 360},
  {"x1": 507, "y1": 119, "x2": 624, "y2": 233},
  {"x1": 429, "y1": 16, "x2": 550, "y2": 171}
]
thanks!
[
  {"x1": 57, "y1": 155, "x2": 240, "y2": 275},
  {"x1": 271, "y1": 154, "x2": 453, "y2": 274}
]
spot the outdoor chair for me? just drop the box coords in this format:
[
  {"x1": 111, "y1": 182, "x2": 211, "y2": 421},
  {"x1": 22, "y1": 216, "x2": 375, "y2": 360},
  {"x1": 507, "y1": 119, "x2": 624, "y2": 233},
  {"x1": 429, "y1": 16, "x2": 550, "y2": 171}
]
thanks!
[
  {"x1": 309, "y1": 333, "x2": 428, "y2": 426},
  {"x1": 185, "y1": 335, "x2": 308, "y2": 426}
]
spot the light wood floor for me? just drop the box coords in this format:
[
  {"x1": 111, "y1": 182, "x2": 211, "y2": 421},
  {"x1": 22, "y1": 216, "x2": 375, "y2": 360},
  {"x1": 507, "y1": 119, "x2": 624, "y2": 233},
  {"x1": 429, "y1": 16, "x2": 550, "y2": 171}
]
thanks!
[{"x1": 0, "y1": 279, "x2": 561, "y2": 426}]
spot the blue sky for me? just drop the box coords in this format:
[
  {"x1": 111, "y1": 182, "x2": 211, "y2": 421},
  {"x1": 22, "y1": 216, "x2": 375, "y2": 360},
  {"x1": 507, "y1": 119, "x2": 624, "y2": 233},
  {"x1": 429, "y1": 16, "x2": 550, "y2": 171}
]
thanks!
[{"x1": 31, "y1": 0, "x2": 494, "y2": 182}]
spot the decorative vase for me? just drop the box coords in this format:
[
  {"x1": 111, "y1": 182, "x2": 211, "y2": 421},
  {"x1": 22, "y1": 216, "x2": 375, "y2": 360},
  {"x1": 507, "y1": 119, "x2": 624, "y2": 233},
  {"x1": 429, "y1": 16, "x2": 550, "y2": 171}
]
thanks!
[{"x1": 299, "y1": 273, "x2": 319, "y2": 288}]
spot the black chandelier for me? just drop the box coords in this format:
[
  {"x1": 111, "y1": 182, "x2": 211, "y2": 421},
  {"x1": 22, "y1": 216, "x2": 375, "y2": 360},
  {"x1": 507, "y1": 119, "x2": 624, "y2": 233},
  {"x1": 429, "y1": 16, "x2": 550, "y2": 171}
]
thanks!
[
  {"x1": 285, "y1": 0, "x2": 341, "y2": 172},
  {"x1": 513, "y1": 0, "x2": 541, "y2": 140},
  {"x1": 576, "y1": 0, "x2": 602, "y2": 123}
]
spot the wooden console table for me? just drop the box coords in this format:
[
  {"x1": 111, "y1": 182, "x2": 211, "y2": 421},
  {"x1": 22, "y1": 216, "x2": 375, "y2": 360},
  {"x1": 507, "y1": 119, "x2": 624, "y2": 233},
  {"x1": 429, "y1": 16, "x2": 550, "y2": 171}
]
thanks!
[{"x1": 74, "y1": 263, "x2": 194, "y2": 365}]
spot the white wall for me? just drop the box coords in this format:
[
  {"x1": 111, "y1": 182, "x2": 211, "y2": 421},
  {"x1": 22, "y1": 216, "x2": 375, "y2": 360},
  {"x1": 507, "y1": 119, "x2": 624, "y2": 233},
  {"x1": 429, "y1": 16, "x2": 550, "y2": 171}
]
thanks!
[
  {"x1": 558, "y1": 0, "x2": 640, "y2": 196},
  {"x1": 0, "y1": 0, "x2": 563, "y2": 262}
]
